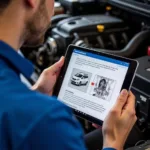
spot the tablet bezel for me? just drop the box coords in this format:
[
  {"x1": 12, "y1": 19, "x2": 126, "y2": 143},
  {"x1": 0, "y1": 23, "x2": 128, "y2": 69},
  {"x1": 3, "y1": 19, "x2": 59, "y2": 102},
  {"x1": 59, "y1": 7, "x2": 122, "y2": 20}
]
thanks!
[{"x1": 54, "y1": 45, "x2": 138, "y2": 125}]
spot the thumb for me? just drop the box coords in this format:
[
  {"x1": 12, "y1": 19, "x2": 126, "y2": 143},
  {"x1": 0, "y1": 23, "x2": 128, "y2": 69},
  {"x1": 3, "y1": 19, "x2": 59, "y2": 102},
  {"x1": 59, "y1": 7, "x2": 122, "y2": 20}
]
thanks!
[
  {"x1": 113, "y1": 89, "x2": 129, "y2": 113},
  {"x1": 46, "y1": 56, "x2": 65, "y2": 74}
]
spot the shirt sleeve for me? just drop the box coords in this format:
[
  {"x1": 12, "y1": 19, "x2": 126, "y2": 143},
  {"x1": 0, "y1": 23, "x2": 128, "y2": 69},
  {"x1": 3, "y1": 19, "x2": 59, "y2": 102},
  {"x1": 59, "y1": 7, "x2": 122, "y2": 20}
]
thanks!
[{"x1": 18, "y1": 103, "x2": 87, "y2": 150}]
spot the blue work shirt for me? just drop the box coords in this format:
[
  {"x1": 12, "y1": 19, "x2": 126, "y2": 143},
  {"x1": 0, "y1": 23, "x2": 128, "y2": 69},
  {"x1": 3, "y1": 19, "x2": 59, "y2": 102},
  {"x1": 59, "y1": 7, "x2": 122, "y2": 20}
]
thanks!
[
  {"x1": 0, "y1": 41, "x2": 86, "y2": 150},
  {"x1": 0, "y1": 41, "x2": 115, "y2": 150}
]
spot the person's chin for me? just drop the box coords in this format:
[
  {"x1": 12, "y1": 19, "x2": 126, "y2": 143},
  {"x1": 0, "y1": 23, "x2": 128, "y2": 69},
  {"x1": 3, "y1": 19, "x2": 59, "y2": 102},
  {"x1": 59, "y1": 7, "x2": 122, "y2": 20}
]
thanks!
[{"x1": 23, "y1": 36, "x2": 45, "y2": 48}]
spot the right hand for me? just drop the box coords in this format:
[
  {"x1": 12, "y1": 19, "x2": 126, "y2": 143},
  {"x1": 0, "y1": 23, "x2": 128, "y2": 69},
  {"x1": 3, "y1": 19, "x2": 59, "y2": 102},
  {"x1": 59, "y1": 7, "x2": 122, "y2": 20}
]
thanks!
[{"x1": 102, "y1": 90, "x2": 137, "y2": 150}]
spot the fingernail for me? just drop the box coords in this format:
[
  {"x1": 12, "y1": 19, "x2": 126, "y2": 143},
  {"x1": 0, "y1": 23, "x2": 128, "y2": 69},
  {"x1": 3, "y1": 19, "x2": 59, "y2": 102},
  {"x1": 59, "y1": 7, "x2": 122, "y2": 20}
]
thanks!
[
  {"x1": 121, "y1": 89, "x2": 128, "y2": 96},
  {"x1": 59, "y1": 56, "x2": 63, "y2": 60}
]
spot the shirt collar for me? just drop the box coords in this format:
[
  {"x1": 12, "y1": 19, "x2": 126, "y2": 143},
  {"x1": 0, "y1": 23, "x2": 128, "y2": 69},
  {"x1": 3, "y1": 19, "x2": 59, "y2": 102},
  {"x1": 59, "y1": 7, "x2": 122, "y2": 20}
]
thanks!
[{"x1": 0, "y1": 41, "x2": 34, "y2": 79}]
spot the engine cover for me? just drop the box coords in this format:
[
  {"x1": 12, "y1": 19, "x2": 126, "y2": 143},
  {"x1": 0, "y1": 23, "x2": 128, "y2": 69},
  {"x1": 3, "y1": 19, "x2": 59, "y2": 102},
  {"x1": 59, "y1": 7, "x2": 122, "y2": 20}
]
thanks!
[{"x1": 52, "y1": 15, "x2": 130, "y2": 50}]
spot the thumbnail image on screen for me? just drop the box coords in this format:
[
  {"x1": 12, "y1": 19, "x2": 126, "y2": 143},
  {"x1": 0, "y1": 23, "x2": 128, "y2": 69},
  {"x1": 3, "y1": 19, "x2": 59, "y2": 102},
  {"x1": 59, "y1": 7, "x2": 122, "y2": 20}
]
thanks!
[
  {"x1": 89, "y1": 75, "x2": 116, "y2": 101},
  {"x1": 68, "y1": 68, "x2": 92, "y2": 93}
]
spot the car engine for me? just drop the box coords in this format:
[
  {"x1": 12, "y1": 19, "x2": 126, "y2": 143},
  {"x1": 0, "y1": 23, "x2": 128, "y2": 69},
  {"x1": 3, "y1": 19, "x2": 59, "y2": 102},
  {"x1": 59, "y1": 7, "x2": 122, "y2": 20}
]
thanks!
[{"x1": 21, "y1": 0, "x2": 150, "y2": 149}]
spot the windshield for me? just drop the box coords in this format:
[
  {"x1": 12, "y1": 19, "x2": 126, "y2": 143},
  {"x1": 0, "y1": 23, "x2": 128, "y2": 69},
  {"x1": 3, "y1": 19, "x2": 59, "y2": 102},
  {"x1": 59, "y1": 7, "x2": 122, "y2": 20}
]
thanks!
[{"x1": 75, "y1": 74, "x2": 83, "y2": 77}]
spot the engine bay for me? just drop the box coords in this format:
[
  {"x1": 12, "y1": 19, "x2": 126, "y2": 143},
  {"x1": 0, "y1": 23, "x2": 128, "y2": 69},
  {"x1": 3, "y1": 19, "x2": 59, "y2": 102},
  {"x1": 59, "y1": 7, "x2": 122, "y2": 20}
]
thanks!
[{"x1": 21, "y1": 0, "x2": 150, "y2": 149}]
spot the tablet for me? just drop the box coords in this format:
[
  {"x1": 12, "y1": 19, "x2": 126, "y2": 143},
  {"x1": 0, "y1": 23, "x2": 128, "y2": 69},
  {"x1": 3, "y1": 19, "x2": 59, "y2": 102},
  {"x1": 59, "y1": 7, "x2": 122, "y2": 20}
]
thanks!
[{"x1": 54, "y1": 45, "x2": 138, "y2": 125}]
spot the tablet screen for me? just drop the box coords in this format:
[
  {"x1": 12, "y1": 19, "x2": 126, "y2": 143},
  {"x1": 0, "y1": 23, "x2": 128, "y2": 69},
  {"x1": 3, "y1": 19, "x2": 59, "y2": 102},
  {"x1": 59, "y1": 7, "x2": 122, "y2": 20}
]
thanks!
[{"x1": 58, "y1": 49, "x2": 130, "y2": 121}]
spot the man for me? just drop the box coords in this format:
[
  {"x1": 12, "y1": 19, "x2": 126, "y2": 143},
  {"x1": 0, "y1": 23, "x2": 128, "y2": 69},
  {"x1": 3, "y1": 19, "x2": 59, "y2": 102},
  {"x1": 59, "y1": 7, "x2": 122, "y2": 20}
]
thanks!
[{"x1": 0, "y1": 0, "x2": 137, "y2": 150}]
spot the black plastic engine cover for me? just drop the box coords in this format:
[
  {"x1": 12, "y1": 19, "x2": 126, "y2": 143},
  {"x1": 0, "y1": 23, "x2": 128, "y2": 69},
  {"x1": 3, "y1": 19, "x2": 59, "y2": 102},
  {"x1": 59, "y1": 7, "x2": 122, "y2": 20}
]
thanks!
[
  {"x1": 55, "y1": 15, "x2": 125, "y2": 34},
  {"x1": 51, "y1": 15, "x2": 129, "y2": 49}
]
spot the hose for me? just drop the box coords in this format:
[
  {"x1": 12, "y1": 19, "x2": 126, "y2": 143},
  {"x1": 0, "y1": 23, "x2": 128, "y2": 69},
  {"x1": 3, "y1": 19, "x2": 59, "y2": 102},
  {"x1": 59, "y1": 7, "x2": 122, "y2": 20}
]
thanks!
[{"x1": 90, "y1": 30, "x2": 150, "y2": 57}]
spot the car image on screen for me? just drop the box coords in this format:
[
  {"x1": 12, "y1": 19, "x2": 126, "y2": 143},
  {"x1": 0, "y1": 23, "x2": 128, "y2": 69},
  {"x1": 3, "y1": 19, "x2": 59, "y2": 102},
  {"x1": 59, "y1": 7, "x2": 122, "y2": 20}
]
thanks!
[{"x1": 71, "y1": 72, "x2": 89, "y2": 86}]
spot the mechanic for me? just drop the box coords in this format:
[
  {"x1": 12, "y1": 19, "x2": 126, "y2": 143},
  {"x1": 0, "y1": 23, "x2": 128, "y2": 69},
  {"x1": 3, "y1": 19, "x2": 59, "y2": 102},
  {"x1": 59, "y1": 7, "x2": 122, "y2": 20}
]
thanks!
[{"x1": 0, "y1": 0, "x2": 137, "y2": 150}]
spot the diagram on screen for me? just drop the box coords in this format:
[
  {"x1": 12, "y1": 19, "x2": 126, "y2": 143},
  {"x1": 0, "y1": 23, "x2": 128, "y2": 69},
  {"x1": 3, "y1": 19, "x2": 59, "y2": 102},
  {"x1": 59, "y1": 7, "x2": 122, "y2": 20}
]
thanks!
[
  {"x1": 68, "y1": 68, "x2": 92, "y2": 93},
  {"x1": 89, "y1": 75, "x2": 116, "y2": 101}
]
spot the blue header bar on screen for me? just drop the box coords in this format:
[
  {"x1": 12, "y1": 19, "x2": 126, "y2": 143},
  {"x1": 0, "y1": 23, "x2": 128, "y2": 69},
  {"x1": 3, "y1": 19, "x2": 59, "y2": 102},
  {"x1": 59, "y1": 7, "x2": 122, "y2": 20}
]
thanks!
[{"x1": 73, "y1": 49, "x2": 129, "y2": 67}]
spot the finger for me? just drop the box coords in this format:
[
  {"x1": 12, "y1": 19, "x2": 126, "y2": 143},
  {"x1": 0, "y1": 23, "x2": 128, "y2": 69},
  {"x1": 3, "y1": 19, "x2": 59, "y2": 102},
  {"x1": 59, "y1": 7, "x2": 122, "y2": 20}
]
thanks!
[
  {"x1": 113, "y1": 89, "x2": 129, "y2": 112},
  {"x1": 122, "y1": 92, "x2": 136, "y2": 120},
  {"x1": 125, "y1": 116, "x2": 137, "y2": 139},
  {"x1": 56, "y1": 68, "x2": 61, "y2": 79},
  {"x1": 55, "y1": 57, "x2": 65, "y2": 78},
  {"x1": 125, "y1": 91, "x2": 136, "y2": 111},
  {"x1": 46, "y1": 56, "x2": 65, "y2": 74},
  {"x1": 128, "y1": 116, "x2": 137, "y2": 133}
]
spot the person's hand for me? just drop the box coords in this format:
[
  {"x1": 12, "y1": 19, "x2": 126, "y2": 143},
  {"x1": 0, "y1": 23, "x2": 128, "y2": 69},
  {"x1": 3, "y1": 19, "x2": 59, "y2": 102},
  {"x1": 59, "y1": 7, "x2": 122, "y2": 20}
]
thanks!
[
  {"x1": 102, "y1": 90, "x2": 137, "y2": 150},
  {"x1": 31, "y1": 56, "x2": 65, "y2": 95}
]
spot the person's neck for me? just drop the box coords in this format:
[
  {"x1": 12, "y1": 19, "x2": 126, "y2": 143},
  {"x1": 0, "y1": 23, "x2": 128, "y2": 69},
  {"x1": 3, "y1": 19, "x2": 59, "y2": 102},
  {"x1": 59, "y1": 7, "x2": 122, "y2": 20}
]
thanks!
[{"x1": 0, "y1": 11, "x2": 25, "y2": 51}]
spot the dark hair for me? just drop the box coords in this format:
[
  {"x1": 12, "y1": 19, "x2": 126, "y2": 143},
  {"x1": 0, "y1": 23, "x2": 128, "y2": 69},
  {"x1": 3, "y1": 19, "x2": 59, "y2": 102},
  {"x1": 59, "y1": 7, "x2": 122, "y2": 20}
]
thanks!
[
  {"x1": 0, "y1": 0, "x2": 11, "y2": 13},
  {"x1": 98, "y1": 79, "x2": 106, "y2": 87}
]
